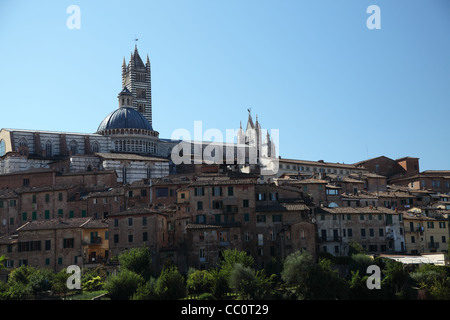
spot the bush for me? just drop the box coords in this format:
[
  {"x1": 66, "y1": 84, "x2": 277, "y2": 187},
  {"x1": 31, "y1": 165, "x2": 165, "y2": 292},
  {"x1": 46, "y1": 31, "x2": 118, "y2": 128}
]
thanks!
[
  {"x1": 155, "y1": 264, "x2": 186, "y2": 300},
  {"x1": 104, "y1": 269, "x2": 145, "y2": 300},
  {"x1": 131, "y1": 278, "x2": 158, "y2": 300},
  {"x1": 186, "y1": 269, "x2": 214, "y2": 296}
]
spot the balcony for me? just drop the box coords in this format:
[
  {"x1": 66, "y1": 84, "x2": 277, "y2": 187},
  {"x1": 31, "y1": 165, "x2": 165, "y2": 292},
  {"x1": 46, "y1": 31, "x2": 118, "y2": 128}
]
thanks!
[{"x1": 83, "y1": 237, "x2": 102, "y2": 245}]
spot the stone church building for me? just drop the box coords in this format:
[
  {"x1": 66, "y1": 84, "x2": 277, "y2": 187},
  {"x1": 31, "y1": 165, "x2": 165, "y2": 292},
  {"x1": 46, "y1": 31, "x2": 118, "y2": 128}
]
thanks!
[
  {"x1": 0, "y1": 45, "x2": 277, "y2": 183},
  {"x1": 0, "y1": 46, "x2": 175, "y2": 184}
]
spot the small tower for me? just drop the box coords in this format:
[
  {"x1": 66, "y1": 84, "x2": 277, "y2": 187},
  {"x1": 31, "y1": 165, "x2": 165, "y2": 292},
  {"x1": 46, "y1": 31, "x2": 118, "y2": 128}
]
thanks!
[
  {"x1": 118, "y1": 87, "x2": 133, "y2": 108},
  {"x1": 122, "y1": 45, "x2": 153, "y2": 126}
]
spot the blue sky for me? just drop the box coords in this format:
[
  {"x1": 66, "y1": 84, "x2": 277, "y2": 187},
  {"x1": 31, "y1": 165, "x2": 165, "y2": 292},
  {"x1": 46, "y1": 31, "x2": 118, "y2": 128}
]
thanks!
[{"x1": 0, "y1": 0, "x2": 449, "y2": 171}]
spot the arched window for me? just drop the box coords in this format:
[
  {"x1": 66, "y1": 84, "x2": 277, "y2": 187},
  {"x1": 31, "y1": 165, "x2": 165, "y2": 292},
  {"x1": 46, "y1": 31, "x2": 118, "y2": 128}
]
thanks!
[
  {"x1": 69, "y1": 140, "x2": 78, "y2": 155},
  {"x1": 328, "y1": 202, "x2": 339, "y2": 208},
  {"x1": 91, "y1": 141, "x2": 100, "y2": 153},
  {"x1": 0, "y1": 140, "x2": 5, "y2": 156},
  {"x1": 45, "y1": 140, "x2": 53, "y2": 157},
  {"x1": 19, "y1": 138, "x2": 28, "y2": 147}
]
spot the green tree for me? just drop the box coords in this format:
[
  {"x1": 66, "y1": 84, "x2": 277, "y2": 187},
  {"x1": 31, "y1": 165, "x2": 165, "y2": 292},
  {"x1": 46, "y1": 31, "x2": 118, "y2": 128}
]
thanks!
[
  {"x1": 281, "y1": 251, "x2": 348, "y2": 300},
  {"x1": 105, "y1": 268, "x2": 145, "y2": 300},
  {"x1": 209, "y1": 268, "x2": 228, "y2": 299},
  {"x1": 119, "y1": 246, "x2": 153, "y2": 281},
  {"x1": 155, "y1": 264, "x2": 186, "y2": 300},
  {"x1": 28, "y1": 268, "x2": 54, "y2": 299},
  {"x1": 131, "y1": 277, "x2": 158, "y2": 300},
  {"x1": 219, "y1": 249, "x2": 254, "y2": 277},
  {"x1": 0, "y1": 255, "x2": 6, "y2": 270},
  {"x1": 228, "y1": 263, "x2": 256, "y2": 299},
  {"x1": 51, "y1": 268, "x2": 71, "y2": 299},
  {"x1": 186, "y1": 268, "x2": 214, "y2": 296},
  {"x1": 411, "y1": 264, "x2": 450, "y2": 300}
]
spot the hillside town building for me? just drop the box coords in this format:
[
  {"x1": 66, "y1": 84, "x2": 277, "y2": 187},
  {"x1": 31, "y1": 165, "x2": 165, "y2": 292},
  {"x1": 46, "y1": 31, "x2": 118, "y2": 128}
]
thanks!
[{"x1": 0, "y1": 45, "x2": 449, "y2": 279}]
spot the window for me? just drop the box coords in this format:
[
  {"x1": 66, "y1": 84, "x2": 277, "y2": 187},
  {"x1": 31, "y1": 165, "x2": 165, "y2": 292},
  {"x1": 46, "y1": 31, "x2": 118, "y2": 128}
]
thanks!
[
  {"x1": 91, "y1": 142, "x2": 100, "y2": 153},
  {"x1": 258, "y1": 234, "x2": 264, "y2": 246},
  {"x1": 194, "y1": 187, "x2": 205, "y2": 196},
  {"x1": 199, "y1": 248, "x2": 206, "y2": 261},
  {"x1": 63, "y1": 238, "x2": 74, "y2": 249},
  {"x1": 45, "y1": 140, "x2": 53, "y2": 157},
  {"x1": 197, "y1": 201, "x2": 203, "y2": 211},
  {"x1": 0, "y1": 139, "x2": 5, "y2": 156},
  {"x1": 156, "y1": 187, "x2": 169, "y2": 198},
  {"x1": 326, "y1": 189, "x2": 338, "y2": 195},
  {"x1": 128, "y1": 217, "x2": 133, "y2": 226},
  {"x1": 212, "y1": 200, "x2": 223, "y2": 209},
  {"x1": 128, "y1": 235, "x2": 133, "y2": 243},
  {"x1": 45, "y1": 240, "x2": 51, "y2": 251},
  {"x1": 272, "y1": 214, "x2": 282, "y2": 222},
  {"x1": 212, "y1": 186, "x2": 222, "y2": 196},
  {"x1": 257, "y1": 215, "x2": 266, "y2": 223},
  {"x1": 114, "y1": 234, "x2": 119, "y2": 243},
  {"x1": 143, "y1": 216, "x2": 147, "y2": 226},
  {"x1": 361, "y1": 229, "x2": 366, "y2": 238},
  {"x1": 69, "y1": 140, "x2": 78, "y2": 155},
  {"x1": 347, "y1": 228, "x2": 353, "y2": 237},
  {"x1": 227, "y1": 187, "x2": 234, "y2": 196},
  {"x1": 244, "y1": 213, "x2": 249, "y2": 222},
  {"x1": 243, "y1": 199, "x2": 249, "y2": 208}
]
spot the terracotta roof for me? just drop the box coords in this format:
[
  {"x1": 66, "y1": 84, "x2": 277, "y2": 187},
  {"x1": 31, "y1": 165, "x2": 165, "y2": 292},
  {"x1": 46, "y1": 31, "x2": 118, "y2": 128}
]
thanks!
[
  {"x1": 279, "y1": 157, "x2": 367, "y2": 170},
  {"x1": 16, "y1": 217, "x2": 93, "y2": 231},
  {"x1": 185, "y1": 223, "x2": 222, "y2": 229},
  {"x1": 190, "y1": 178, "x2": 257, "y2": 186},
  {"x1": 109, "y1": 206, "x2": 174, "y2": 217},
  {"x1": 319, "y1": 207, "x2": 397, "y2": 215},
  {"x1": 256, "y1": 202, "x2": 309, "y2": 212}
]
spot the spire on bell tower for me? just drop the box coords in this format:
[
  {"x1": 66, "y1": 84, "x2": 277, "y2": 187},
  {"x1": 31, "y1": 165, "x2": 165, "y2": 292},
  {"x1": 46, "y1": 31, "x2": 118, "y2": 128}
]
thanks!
[{"x1": 121, "y1": 43, "x2": 153, "y2": 127}]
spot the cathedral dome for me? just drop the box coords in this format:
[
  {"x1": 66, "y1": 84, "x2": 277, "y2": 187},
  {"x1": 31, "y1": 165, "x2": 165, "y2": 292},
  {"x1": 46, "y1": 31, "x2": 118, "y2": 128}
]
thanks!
[{"x1": 97, "y1": 107, "x2": 153, "y2": 133}]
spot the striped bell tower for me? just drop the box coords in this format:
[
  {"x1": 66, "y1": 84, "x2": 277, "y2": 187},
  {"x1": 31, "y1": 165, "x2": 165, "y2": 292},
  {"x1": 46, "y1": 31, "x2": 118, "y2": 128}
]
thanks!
[{"x1": 122, "y1": 45, "x2": 153, "y2": 128}]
